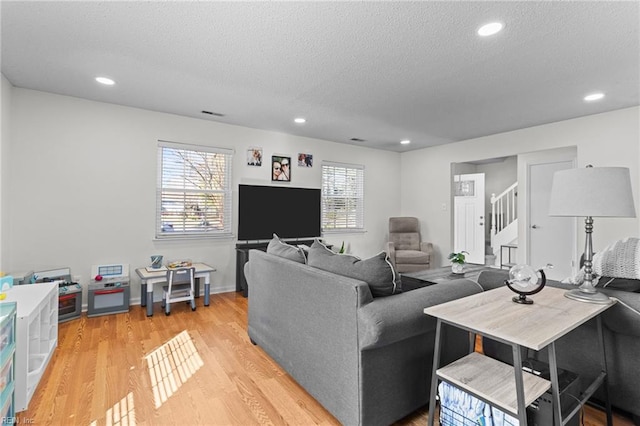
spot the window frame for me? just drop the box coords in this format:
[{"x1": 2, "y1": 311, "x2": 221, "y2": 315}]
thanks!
[
  {"x1": 155, "y1": 140, "x2": 234, "y2": 240},
  {"x1": 321, "y1": 161, "x2": 365, "y2": 233}
]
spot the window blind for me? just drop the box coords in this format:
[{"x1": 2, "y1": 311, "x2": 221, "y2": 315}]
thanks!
[
  {"x1": 156, "y1": 141, "x2": 233, "y2": 239},
  {"x1": 321, "y1": 161, "x2": 365, "y2": 232}
]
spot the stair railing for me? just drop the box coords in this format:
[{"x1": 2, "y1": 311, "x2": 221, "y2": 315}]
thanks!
[{"x1": 491, "y1": 182, "x2": 518, "y2": 236}]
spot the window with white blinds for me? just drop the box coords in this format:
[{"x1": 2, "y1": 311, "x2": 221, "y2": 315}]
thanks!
[
  {"x1": 156, "y1": 141, "x2": 233, "y2": 239},
  {"x1": 321, "y1": 161, "x2": 365, "y2": 232}
]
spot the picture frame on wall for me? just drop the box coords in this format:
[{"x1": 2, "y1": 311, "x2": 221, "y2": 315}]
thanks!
[
  {"x1": 298, "y1": 153, "x2": 313, "y2": 167},
  {"x1": 247, "y1": 147, "x2": 263, "y2": 166},
  {"x1": 272, "y1": 155, "x2": 291, "y2": 182}
]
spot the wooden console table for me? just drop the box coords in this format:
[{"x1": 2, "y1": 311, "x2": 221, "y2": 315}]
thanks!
[{"x1": 424, "y1": 286, "x2": 614, "y2": 426}]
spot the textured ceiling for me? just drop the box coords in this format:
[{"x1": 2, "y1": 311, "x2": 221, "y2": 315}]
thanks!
[{"x1": 2, "y1": 1, "x2": 639, "y2": 152}]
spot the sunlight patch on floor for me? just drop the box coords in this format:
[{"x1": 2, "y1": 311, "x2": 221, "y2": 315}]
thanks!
[
  {"x1": 89, "y1": 392, "x2": 136, "y2": 426},
  {"x1": 145, "y1": 330, "x2": 204, "y2": 409}
]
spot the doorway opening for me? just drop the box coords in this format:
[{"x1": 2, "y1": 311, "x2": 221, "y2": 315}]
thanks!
[
  {"x1": 451, "y1": 146, "x2": 577, "y2": 280},
  {"x1": 452, "y1": 156, "x2": 517, "y2": 266}
]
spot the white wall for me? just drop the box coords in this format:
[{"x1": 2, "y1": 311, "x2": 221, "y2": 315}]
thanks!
[
  {"x1": 5, "y1": 87, "x2": 638, "y2": 300},
  {"x1": 401, "y1": 107, "x2": 640, "y2": 267},
  {"x1": 5, "y1": 88, "x2": 401, "y2": 304},
  {"x1": 0, "y1": 75, "x2": 12, "y2": 272}
]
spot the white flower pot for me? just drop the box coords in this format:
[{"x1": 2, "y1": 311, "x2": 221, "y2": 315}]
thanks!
[{"x1": 451, "y1": 263, "x2": 464, "y2": 274}]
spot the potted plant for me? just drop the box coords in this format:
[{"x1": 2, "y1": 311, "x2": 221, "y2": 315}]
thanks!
[{"x1": 448, "y1": 251, "x2": 468, "y2": 274}]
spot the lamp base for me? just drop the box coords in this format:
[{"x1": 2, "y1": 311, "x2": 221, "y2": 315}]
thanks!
[{"x1": 564, "y1": 288, "x2": 610, "y2": 304}]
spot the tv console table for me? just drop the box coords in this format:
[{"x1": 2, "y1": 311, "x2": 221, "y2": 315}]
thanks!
[{"x1": 235, "y1": 239, "x2": 326, "y2": 297}]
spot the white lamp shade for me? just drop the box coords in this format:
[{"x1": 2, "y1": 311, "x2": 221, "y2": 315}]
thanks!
[{"x1": 549, "y1": 167, "x2": 636, "y2": 217}]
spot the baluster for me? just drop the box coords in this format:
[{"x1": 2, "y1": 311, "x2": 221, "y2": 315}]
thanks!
[{"x1": 491, "y1": 193, "x2": 496, "y2": 236}]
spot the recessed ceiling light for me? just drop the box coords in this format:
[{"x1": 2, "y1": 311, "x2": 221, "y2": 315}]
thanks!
[
  {"x1": 478, "y1": 22, "x2": 504, "y2": 37},
  {"x1": 294, "y1": 117, "x2": 306, "y2": 124},
  {"x1": 584, "y1": 92, "x2": 605, "y2": 102},
  {"x1": 95, "y1": 76, "x2": 115, "y2": 85},
  {"x1": 400, "y1": 140, "x2": 411, "y2": 145}
]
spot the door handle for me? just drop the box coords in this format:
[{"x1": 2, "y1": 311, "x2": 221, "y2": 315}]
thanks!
[
  {"x1": 531, "y1": 224, "x2": 539, "y2": 229},
  {"x1": 479, "y1": 223, "x2": 484, "y2": 226}
]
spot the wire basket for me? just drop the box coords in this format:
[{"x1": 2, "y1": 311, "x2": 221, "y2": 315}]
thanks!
[
  {"x1": 438, "y1": 382, "x2": 519, "y2": 426},
  {"x1": 439, "y1": 405, "x2": 482, "y2": 426}
]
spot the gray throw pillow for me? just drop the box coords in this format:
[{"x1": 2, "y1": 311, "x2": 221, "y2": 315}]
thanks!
[
  {"x1": 266, "y1": 234, "x2": 306, "y2": 264},
  {"x1": 307, "y1": 240, "x2": 399, "y2": 297}
]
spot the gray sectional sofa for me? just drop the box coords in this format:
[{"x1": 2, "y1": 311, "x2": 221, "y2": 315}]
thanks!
[
  {"x1": 244, "y1": 248, "x2": 484, "y2": 426},
  {"x1": 476, "y1": 269, "x2": 640, "y2": 425},
  {"x1": 245, "y1": 237, "x2": 640, "y2": 426}
]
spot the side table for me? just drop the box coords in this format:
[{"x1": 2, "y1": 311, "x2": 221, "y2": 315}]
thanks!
[{"x1": 424, "y1": 286, "x2": 614, "y2": 426}]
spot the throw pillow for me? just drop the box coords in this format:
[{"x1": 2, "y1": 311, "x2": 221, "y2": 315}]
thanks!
[
  {"x1": 563, "y1": 237, "x2": 640, "y2": 290},
  {"x1": 266, "y1": 234, "x2": 306, "y2": 264},
  {"x1": 307, "y1": 240, "x2": 399, "y2": 297}
]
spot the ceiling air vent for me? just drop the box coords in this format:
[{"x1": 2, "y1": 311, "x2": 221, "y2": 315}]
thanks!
[
  {"x1": 350, "y1": 138, "x2": 366, "y2": 142},
  {"x1": 201, "y1": 110, "x2": 225, "y2": 117}
]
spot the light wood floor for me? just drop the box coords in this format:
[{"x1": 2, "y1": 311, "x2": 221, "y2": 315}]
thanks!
[{"x1": 21, "y1": 292, "x2": 634, "y2": 425}]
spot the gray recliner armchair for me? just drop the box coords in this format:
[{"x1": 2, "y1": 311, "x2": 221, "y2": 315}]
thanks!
[{"x1": 386, "y1": 217, "x2": 433, "y2": 273}]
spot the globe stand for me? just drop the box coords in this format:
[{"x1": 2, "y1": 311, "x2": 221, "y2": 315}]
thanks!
[{"x1": 511, "y1": 293, "x2": 535, "y2": 305}]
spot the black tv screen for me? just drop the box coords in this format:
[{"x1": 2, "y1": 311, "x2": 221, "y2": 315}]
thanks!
[{"x1": 238, "y1": 184, "x2": 321, "y2": 241}]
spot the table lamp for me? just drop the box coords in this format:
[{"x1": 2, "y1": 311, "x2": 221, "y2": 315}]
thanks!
[{"x1": 548, "y1": 165, "x2": 636, "y2": 303}]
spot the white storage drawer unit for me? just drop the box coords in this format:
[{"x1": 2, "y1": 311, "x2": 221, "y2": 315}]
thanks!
[
  {"x1": 3, "y1": 283, "x2": 58, "y2": 412},
  {"x1": 0, "y1": 302, "x2": 17, "y2": 422}
]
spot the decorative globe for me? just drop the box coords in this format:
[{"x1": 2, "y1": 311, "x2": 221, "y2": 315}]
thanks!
[
  {"x1": 508, "y1": 264, "x2": 540, "y2": 290},
  {"x1": 505, "y1": 264, "x2": 548, "y2": 304}
]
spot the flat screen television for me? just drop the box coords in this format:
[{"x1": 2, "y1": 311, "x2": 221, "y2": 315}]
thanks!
[{"x1": 238, "y1": 184, "x2": 321, "y2": 241}]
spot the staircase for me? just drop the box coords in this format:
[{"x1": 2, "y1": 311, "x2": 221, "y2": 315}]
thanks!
[{"x1": 490, "y1": 182, "x2": 518, "y2": 266}]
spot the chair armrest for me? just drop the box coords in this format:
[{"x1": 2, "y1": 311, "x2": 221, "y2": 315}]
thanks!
[
  {"x1": 358, "y1": 278, "x2": 484, "y2": 350},
  {"x1": 420, "y1": 242, "x2": 433, "y2": 257}
]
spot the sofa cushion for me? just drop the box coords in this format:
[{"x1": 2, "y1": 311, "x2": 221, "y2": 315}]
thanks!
[
  {"x1": 597, "y1": 277, "x2": 640, "y2": 293},
  {"x1": 390, "y1": 232, "x2": 420, "y2": 251},
  {"x1": 266, "y1": 234, "x2": 306, "y2": 264},
  {"x1": 396, "y1": 249, "x2": 430, "y2": 265},
  {"x1": 307, "y1": 240, "x2": 399, "y2": 297}
]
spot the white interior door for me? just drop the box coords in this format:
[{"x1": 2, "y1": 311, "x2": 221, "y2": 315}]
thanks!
[
  {"x1": 454, "y1": 173, "x2": 485, "y2": 264},
  {"x1": 529, "y1": 161, "x2": 575, "y2": 279}
]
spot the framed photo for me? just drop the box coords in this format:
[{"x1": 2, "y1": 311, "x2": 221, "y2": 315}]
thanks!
[
  {"x1": 272, "y1": 155, "x2": 291, "y2": 182},
  {"x1": 247, "y1": 147, "x2": 263, "y2": 166},
  {"x1": 298, "y1": 153, "x2": 313, "y2": 167}
]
